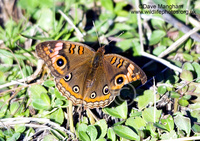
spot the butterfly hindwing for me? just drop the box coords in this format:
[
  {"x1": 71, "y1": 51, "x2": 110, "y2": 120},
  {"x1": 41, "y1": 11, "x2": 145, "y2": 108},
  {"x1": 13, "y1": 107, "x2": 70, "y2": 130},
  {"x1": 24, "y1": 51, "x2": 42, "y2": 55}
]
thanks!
[{"x1": 55, "y1": 62, "x2": 114, "y2": 109}]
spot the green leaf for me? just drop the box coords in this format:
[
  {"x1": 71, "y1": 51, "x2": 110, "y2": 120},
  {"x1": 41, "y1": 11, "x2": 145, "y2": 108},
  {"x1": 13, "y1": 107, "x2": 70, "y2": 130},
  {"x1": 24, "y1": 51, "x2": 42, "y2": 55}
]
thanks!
[
  {"x1": 152, "y1": 0, "x2": 166, "y2": 5},
  {"x1": 43, "y1": 80, "x2": 55, "y2": 87},
  {"x1": 151, "y1": 19, "x2": 165, "y2": 30},
  {"x1": 130, "y1": 109, "x2": 142, "y2": 117},
  {"x1": 170, "y1": 91, "x2": 180, "y2": 98},
  {"x1": 113, "y1": 120, "x2": 125, "y2": 126},
  {"x1": 0, "y1": 71, "x2": 6, "y2": 85},
  {"x1": 182, "y1": 95, "x2": 191, "y2": 100},
  {"x1": 29, "y1": 84, "x2": 47, "y2": 99},
  {"x1": 149, "y1": 30, "x2": 166, "y2": 45},
  {"x1": 161, "y1": 115, "x2": 174, "y2": 132},
  {"x1": 178, "y1": 98, "x2": 189, "y2": 107},
  {"x1": 142, "y1": 107, "x2": 162, "y2": 123},
  {"x1": 7, "y1": 133, "x2": 20, "y2": 141},
  {"x1": 36, "y1": 8, "x2": 54, "y2": 31},
  {"x1": 0, "y1": 101, "x2": 8, "y2": 118},
  {"x1": 0, "y1": 53, "x2": 13, "y2": 72},
  {"x1": 32, "y1": 99, "x2": 49, "y2": 110},
  {"x1": 86, "y1": 125, "x2": 97, "y2": 141},
  {"x1": 138, "y1": 90, "x2": 154, "y2": 110},
  {"x1": 153, "y1": 45, "x2": 166, "y2": 56},
  {"x1": 189, "y1": 103, "x2": 200, "y2": 122},
  {"x1": 14, "y1": 124, "x2": 26, "y2": 133},
  {"x1": 146, "y1": 123, "x2": 157, "y2": 137},
  {"x1": 18, "y1": 0, "x2": 39, "y2": 14},
  {"x1": 50, "y1": 108, "x2": 64, "y2": 124},
  {"x1": 32, "y1": 93, "x2": 51, "y2": 110},
  {"x1": 54, "y1": 88, "x2": 66, "y2": 100},
  {"x1": 103, "y1": 101, "x2": 127, "y2": 119},
  {"x1": 192, "y1": 124, "x2": 200, "y2": 133},
  {"x1": 116, "y1": 39, "x2": 133, "y2": 51},
  {"x1": 192, "y1": 62, "x2": 200, "y2": 82},
  {"x1": 125, "y1": 116, "x2": 146, "y2": 131},
  {"x1": 190, "y1": 103, "x2": 200, "y2": 110},
  {"x1": 107, "y1": 128, "x2": 116, "y2": 141},
  {"x1": 0, "y1": 130, "x2": 4, "y2": 138},
  {"x1": 94, "y1": 119, "x2": 107, "y2": 138},
  {"x1": 100, "y1": 0, "x2": 114, "y2": 12},
  {"x1": 183, "y1": 53, "x2": 193, "y2": 62},
  {"x1": 161, "y1": 37, "x2": 173, "y2": 46},
  {"x1": 77, "y1": 123, "x2": 88, "y2": 132},
  {"x1": 157, "y1": 86, "x2": 167, "y2": 95},
  {"x1": 160, "y1": 130, "x2": 177, "y2": 140},
  {"x1": 132, "y1": 39, "x2": 142, "y2": 56},
  {"x1": 182, "y1": 62, "x2": 194, "y2": 71},
  {"x1": 43, "y1": 135, "x2": 57, "y2": 141},
  {"x1": 174, "y1": 114, "x2": 191, "y2": 135},
  {"x1": 79, "y1": 131, "x2": 90, "y2": 141},
  {"x1": 185, "y1": 39, "x2": 192, "y2": 51},
  {"x1": 114, "y1": 2, "x2": 128, "y2": 17},
  {"x1": 180, "y1": 70, "x2": 193, "y2": 82},
  {"x1": 82, "y1": 117, "x2": 89, "y2": 125},
  {"x1": 54, "y1": 99, "x2": 64, "y2": 106},
  {"x1": 113, "y1": 125, "x2": 139, "y2": 140},
  {"x1": 10, "y1": 102, "x2": 20, "y2": 115},
  {"x1": 154, "y1": 122, "x2": 168, "y2": 131},
  {"x1": 41, "y1": 93, "x2": 50, "y2": 106},
  {"x1": 0, "y1": 137, "x2": 5, "y2": 141},
  {"x1": 96, "y1": 138, "x2": 106, "y2": 141},
  {"x1": 114, "y1": 23, "x2": 132, "y2": 30}
]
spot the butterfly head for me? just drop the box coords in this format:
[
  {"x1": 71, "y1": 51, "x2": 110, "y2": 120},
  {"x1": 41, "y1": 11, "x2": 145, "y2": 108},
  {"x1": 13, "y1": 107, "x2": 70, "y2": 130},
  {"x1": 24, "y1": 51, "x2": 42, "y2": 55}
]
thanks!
[{"x1": 97, "y1": 46, "x2": 105, "y2": 54}]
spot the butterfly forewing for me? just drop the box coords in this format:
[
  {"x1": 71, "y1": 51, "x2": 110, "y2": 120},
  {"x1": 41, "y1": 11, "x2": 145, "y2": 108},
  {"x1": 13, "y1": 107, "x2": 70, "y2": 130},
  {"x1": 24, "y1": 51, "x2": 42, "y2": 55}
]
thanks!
[
  {"x1": 36, "y1": 41, "x2": 95, "y2": 77},
  {"x1": 103, "y1": 54, "x2": 147, "y2": 93}
]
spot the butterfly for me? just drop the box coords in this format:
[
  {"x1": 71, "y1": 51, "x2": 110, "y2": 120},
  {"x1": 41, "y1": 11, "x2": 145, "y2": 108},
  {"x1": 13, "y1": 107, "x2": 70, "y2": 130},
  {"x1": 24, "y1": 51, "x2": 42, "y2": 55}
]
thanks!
[{"x1": 36, "y1": 41, "x2": 147, "y2": 109}]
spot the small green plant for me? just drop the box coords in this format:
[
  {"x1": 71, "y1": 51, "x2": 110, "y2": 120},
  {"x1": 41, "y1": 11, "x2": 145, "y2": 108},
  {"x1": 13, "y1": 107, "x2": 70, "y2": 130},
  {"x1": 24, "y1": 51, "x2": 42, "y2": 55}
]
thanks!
[{"x1": 0, "y1": 0, "x2": 200, "y2": 140}]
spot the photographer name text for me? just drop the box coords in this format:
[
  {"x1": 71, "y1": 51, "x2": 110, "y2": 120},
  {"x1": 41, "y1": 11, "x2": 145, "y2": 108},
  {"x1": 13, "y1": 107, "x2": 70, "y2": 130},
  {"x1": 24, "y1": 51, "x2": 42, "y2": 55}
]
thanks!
[{"x1": 139, "y1": 4, "x2": 183, "y2": 9}]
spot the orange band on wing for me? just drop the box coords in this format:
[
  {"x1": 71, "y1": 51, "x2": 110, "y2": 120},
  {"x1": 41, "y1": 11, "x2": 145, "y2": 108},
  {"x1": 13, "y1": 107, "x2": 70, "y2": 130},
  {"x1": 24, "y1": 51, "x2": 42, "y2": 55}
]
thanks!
[
  {"x1": 79, "y1": 46, "x2": 84, "y2": 55},
  {"x1": 60, "y1": 79, "x2": 82, "y2": 99},
  {"x1": 70, "y1": 44, "x2": 75, "y2": 54},
  {"x1": 117, "y1": 59, "x2": 124, "y2": 68},
  {"x1": 84, "y1": 93, "x2": 111, "y2": 102},
  {"x1": 110, "y1": 57, "x2": 117, "y2": 65},
  {"x1": 60, "y1": 78, "x2": 111, "y2": 102},
  {"x1": 52, "y1": 64, "x2": 64, "y2": 74},
  {"x1": 136, "y1": 74, "x2": 141, "y2": 79},
  {"x1": 132, "y1": 74, "x2": 141, "y2": 81},
  {"x1": 44, "y1": 47, "x2": 49, "y2": 51},
  {"x1": 44, "y1": 47, "x2": 51, "y2": 55}
]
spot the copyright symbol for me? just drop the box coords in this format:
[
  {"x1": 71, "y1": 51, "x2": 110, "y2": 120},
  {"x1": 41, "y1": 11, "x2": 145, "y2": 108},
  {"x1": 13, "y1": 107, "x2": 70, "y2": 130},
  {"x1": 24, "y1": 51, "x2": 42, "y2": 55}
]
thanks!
[
  {"x1": 139, "y1": 4, "x2": 143, "y2": 9},
  {"x1": 113, "y1": 84, "x2": 136, "y2": 107}
]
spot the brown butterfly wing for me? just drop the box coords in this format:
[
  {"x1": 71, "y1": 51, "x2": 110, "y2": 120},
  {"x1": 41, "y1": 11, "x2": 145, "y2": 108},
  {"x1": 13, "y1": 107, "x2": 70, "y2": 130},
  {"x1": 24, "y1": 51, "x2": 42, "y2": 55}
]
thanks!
[
  {"x1": 55, "y1": 62, "x2": 115, "y2": 109},
  {"x1": 81, "y1": 66, "x2": 115, "y2": 108},
  {"x1": 103, "y1": 54, "x2": 147, "y2": 95},
  {"x1": 36, "y1": 40, "x2": 95, "y2": 78},
  {"x1": 55, "y1": 61, "x2": 91, "y2": 106},
  {"x1": 36, "y1": 41, "x2": 147, "y2": 109},
  {"x1": 55, "y1": 53, "x2": 147, "y2": 109}
]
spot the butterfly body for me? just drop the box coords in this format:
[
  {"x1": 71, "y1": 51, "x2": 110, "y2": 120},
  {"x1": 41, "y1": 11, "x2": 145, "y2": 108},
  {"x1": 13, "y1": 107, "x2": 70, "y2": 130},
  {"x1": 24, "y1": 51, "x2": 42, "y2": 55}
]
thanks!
[{"x1": 36, "y1": 41, "x2": 147, "y2": 109}]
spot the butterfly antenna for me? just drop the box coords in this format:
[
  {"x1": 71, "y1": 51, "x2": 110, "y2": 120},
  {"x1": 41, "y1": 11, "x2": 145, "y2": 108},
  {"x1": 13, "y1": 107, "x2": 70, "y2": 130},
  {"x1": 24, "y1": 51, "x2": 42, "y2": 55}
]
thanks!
[
  {"x1": 101, "y1": 31, "x2": 124, "y2": 49},
  {"x1": 92, "y1": 21, "x2": 102, "y2": 48}
]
